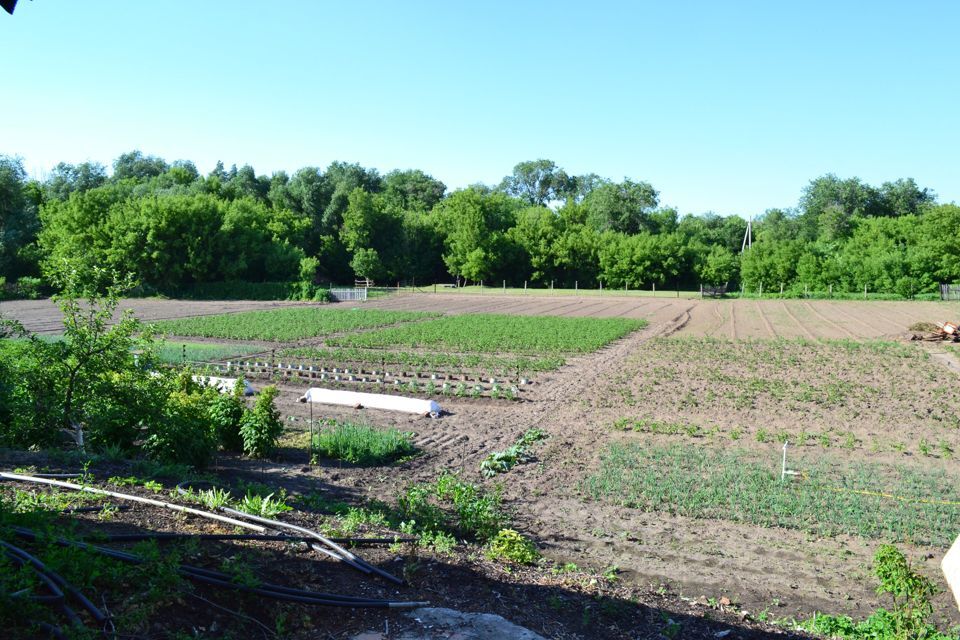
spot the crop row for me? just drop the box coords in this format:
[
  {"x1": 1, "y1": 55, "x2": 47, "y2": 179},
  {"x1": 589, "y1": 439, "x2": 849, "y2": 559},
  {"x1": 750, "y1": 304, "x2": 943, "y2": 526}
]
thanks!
[
  {"x1": 215, "y1": 361, "x2": 525, "y2": 399},
  {"x1": 585, "y1": 442, "x2": 960, "y2": 546},
  {"x1": 277, "y1": 346, "x2": 565, "y2": 375},
  {"x1": 328, "y1": 314, "x2": 647, "y2": 354},
  {"x1": 153, "y1": 308, "x2": 438, "y2": 341}
]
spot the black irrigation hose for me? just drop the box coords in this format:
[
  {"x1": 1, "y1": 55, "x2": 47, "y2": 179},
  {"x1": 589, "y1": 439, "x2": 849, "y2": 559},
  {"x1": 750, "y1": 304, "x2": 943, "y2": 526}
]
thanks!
[
  {"x1": 12, "y1": 527, "x2": 427, "y2": 609},
  {"x1": 0, "y1": 541, "x2": 107, "y2": 623},
  {"x1": 79, "y1": 532, "x2": 416, "y2": 545},
  {"x1": 176, "y1": 481, "x2": 403, "y2": 584},
  {"x1": 4, "y1": 550, "x2": 66, "y2": 604},
  {"x1": 219, "y1": 504, "x2": 404, "y2": 585},
  {"x1": 37, "y1": 621, "x2": 66, "y2": 640}
]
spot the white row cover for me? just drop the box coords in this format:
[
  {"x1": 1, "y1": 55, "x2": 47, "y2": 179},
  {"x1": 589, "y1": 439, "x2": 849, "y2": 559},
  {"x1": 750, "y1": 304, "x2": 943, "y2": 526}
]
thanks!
[
  {"x1": 299, "y1": 387, "x2": 441, "y2": 418},
  {"x1": 193, "y1": 375, "x2": 256, "y2": 396}
]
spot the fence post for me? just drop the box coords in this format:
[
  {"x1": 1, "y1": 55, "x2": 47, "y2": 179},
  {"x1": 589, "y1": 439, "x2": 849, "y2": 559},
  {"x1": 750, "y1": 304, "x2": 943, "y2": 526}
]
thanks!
[
  {"x1": 551, "y1": 280, "x2": 554, "y2": 294},
  {"x1": 575, "y1": 280, "x2": 578, "y2": 295},
  {"x1": 524, "y1": 280, "x2": 527, "y2": 294},
  {"x1": 829, "y1": 284, "x2": 832, "y2": 297},
  {"x1": 700, "y1": 284, "x2": 703, "y2": 299},
  {"x1": 652, "y1": 282, "x2": 656, "y2": 296},
  {"x1": 480, "y1": 280, "x2": 483, "y2": 294},
  {"x1": 599, "y1": 280, "x2": 603, "y2": 296},
  {"x1": 780, "y1": 283, "x2": 784, "y2": 295},
  {"x1": 503, "y1": 279, "x2": 506, "y2": 294},
  {"x1": 804, "y1": 283, "x2": 808, "y2": 298},
  {"x1": 864, "y1": 284, "x2": 867, "y2": 299},
  {"x1": 759, "y1": 281, "x2": 763, "y2": 297}
]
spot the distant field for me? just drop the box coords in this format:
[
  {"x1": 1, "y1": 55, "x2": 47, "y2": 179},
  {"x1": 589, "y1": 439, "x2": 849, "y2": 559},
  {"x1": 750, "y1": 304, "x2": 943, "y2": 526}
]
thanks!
[
  {"x1": 153, "y1": 308, "x2": 438, "y2": 341},
  {"x1": 327, "y1": 313, "x2": 648, "y2": 354},
  {"x1": 155, "y1": 341, "x2": 265, "y2": 364},
  {"x1": 278, "y1": 346, "x2": 565, "y2": 374}
]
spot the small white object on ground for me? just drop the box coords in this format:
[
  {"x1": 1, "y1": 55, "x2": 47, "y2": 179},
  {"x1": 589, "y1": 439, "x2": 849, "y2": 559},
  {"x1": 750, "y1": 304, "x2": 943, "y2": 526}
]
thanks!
[
  {"x1": 943, "y1": 533, "x2": 960, "y2": 610},
  {"x1": 192, "y1": 375, "x2": 255, "y2": 396}
]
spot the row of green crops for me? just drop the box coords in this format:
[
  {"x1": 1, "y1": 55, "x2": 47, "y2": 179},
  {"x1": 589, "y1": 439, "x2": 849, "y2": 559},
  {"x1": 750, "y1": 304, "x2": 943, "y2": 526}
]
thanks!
[
  {"x1": 328, "y1": 314, "x2": 647, "y2": 354},
  {"x1": 155, "y1": 342, "x2": 266, "y2": 364},
  {"x1": 311, "y1": 420, "x2": 416, "y2": 465},
  {"x1": 584, "y1": 443, "x2": 960, "y2": 546},
  {"x1": 277, "y1": 346, "x2": 565, "y2": 374},
  {"x1": 153, "y1": 308, "x2": 438, "y2": 341}
]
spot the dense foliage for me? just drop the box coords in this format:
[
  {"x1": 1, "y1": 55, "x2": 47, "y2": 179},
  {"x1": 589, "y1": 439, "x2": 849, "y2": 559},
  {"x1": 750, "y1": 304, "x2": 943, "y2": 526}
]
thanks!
[
  {"x1": 1, "y1": 152, "x2": 957, "y2": 296},
  {"x1": 0, "y1": 275, "x2": 283, "y2": 465}
]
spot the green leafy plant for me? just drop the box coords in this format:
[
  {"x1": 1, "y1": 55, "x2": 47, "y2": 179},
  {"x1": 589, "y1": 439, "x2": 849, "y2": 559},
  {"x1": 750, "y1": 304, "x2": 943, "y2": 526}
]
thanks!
[
  {"x1": 486, "y1": 528, "x2": 540, "y2": 565},
  {"x1": 239, "y1": 385, "x2": 283, "y2": 458},
  {"x1": 312, "y1": 420, "x2": 416, "y2": 465},
  {"x1": 236, "y1": 491, "x2": 292, "y2": 518},
  {"x1": 799, "y1": 545, "x2": 949, "y2": 640}
]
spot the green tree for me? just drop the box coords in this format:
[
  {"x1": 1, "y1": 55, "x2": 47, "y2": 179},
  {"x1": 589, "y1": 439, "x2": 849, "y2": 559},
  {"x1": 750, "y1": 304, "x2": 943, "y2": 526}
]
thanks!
[
  {"x1": 112, "y1": 150, "x2": 169, "y2": 182},
  {"x1": 382, "y1": 169, "x2": 446, "y2": 212},
  {"x1": 584, "y1": 178, "x2": 659, "y2": 234},
  {"x1": 696, "y1": 245, "x2": 738, "y2": 286},
  {"x1": 0, "y1": 156, "x2": 40, "y2": 278},
  {"x1": 433, "y1": 188, "x2": 520, "y2": 284},
  {"x1": 499, "y1": 159, "x2": 574, "y2": 206}
]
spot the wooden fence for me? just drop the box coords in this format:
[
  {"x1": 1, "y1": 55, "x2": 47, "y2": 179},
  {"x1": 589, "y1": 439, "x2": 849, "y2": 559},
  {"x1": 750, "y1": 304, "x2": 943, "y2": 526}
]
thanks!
[{"x1": 941, "y1": 284, "x2": 960, "y2": 301}]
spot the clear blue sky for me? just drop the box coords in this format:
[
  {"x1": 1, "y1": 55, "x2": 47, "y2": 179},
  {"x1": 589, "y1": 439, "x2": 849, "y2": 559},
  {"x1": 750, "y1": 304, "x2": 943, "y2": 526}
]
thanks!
[{"x1": 2, "y1": 1, "x2": 957, "y2": 217}]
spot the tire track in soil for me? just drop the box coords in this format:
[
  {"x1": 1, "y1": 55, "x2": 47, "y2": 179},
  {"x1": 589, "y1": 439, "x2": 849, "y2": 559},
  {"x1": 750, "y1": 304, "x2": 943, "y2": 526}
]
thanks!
[
  {"x1": 705, "y1": 302, "x2": 724, "y2": 338},
  {"x1": 781, "y1": 301, "x2": 816, "y2": 340},
  {"x1": 729, "y1": 301, "x2": 738, "y2": 339},
  {"x1": 801, "y1": 301, "x2": 857, "y2": 338},
  {"x1": 825, "y1": 302, "x2": 892, "y2": 337},
  {"x1": 754, "y1": 300, "x2": 778, "y2": 338}
]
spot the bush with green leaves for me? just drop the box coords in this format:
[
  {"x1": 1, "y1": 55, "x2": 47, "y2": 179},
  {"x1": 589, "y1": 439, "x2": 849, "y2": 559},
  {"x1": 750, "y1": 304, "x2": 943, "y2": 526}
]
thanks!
[
  {"x1": 207, "y1": 378, "x2": 248, "y2": 452},
  {"x1": 799, "y1": 544, "x2": 950, "y2": 640},
  {"x1": 239, "y1": 385, "x2": 283, "y2": 458},
  {"x1": 142, "y1": 389, "x2": 218, "y2": 468},
  {"x1": 486, "y1": 528, "x2": 540, "y2": 565}
]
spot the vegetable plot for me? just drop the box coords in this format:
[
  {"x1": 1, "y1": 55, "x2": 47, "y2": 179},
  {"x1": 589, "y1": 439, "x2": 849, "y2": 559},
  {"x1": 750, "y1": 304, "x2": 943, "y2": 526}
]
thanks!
[
  {"x1": 154, "y1": 308, "x2": 437, "y2": 341},
  {"x1": 328, "y1": 314, "x2": 647, "y2": 354}
]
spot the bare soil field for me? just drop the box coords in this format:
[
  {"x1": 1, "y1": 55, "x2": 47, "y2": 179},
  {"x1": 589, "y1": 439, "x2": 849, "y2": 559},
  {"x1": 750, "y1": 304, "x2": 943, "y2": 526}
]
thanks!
[
  {"x1": 0, "y1": 298, "x2": 311, "y2": 334},
  {"x1": 5, "y1": 294, "x2": 957, "y2": 340},
  {"x1": 364, "y1": 293, "x2": 960, "y2": 340},
  {"x1": 5, "y1": 293, "x2": 960, "y2": 637}
]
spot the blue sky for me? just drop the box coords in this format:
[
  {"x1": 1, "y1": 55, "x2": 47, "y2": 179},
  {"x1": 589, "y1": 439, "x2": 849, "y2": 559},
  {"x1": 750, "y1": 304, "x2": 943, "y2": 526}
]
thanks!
[{"x1": 2, "y1": 1, "x2": 957, "y2": 216}]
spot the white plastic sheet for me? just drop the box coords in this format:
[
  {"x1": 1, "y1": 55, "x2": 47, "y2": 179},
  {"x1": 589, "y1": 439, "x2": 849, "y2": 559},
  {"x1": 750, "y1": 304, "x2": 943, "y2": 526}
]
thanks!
[
  {"x1": 299, "y1": 387, "x2": 441, "y2": 417},
  {"x1": 193, "y1": 375, "x2": 256, "y2": 396}
]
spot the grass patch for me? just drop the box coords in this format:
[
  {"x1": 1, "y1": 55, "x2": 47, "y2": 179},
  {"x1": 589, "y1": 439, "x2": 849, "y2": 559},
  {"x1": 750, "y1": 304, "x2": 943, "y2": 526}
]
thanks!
[
  {"x1": 155, "y1": 341, "x2": 264, "y2": 364},
  {"x1": 154, "y1": 307, "x2": 438, "y2": 341},
  {"x1": 584, "y1": 443, "x2": 960, "y2": 546},
  {"x1": 278, "y1": 346, "x2": 565, "y2": 373},
  {"x1": 329, "y1": 313, "x2": 647, "y2": 354},
  {"x1": 312, "y1": 421, "x2": 416, "y2": 465}
]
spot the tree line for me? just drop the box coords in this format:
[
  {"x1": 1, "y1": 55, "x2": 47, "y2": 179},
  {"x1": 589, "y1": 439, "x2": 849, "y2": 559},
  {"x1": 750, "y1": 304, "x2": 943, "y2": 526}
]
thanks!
[{"x1": 1, "y1": 152, "x2": 957, "y2": 298}]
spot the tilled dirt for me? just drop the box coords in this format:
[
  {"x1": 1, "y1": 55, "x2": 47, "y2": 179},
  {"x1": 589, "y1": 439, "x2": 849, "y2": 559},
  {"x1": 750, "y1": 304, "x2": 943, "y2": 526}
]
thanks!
[
  {"x1": 6, "y1": 293, "x2": 960, "y2": 634},
  {"x1": 264, "y1": 302, "x2": 960, "y2": 630},
  {"x1": 0, "y1": 298, "x2": 313, "y2": 334}
]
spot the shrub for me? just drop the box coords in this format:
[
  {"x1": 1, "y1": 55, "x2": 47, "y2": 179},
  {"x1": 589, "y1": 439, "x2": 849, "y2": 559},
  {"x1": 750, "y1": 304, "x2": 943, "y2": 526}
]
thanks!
[
  {"x1": 486, "y1": 528, "x2": 540, "y2": 565},
  {"x1": 143, "y1": 390, "x2": 218, "y2": 468},
  {"x1": 799, "y1": 544, "x2": 949, "y2": 640},
  {"x1": 207, "y1": 378, "x2": 247, "y2": 452},
  {"x1": 15, "y1": 276, "x2": 44, "y2": 299},
  {"x1": 239, "y1": 385, "x2": 283, "y2": 458}
]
